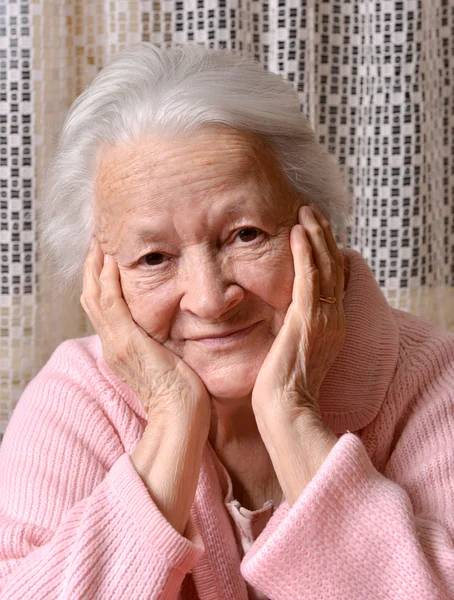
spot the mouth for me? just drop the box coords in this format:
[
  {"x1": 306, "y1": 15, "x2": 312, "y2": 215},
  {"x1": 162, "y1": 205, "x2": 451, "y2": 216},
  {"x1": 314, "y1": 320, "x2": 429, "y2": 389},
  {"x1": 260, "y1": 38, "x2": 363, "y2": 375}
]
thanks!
[{"x1": 186, "y1": 322, "x2": 261, "y2": 346}]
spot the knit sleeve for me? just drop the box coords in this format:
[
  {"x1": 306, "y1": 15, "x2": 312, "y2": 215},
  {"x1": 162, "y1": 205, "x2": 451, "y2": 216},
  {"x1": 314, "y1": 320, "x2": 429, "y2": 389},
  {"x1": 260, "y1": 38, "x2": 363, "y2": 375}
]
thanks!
[
  {"x1": 240, "y1": 384, "x2": 454, "y2": 600},
  {"x1": 0, "y1": 343, "x2": 204, "y2": 599}
]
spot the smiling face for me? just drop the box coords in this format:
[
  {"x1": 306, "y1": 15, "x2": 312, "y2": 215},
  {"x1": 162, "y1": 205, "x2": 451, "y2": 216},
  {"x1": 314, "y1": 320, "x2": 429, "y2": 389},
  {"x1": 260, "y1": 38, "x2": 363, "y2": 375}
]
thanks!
[{"x1": 94, "y1": 125, "x2": 301, "y2": 402}]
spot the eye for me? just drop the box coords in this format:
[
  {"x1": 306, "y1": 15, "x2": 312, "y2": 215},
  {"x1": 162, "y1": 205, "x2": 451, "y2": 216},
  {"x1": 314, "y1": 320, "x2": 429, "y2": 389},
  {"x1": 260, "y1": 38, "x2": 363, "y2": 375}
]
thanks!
[
  {"x1": 144, "y1": 252, "x2": 167, "y2": 266},
  {"x1": 237, "y1": 227, "x2": 261, "y2": 243}
]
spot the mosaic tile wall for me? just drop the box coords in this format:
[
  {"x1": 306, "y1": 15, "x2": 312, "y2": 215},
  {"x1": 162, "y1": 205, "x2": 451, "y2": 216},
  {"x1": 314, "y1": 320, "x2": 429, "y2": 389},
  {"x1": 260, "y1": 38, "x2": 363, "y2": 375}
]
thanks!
[{"x1": 1, "y1": 0, "x2": 453, "y2": 439}]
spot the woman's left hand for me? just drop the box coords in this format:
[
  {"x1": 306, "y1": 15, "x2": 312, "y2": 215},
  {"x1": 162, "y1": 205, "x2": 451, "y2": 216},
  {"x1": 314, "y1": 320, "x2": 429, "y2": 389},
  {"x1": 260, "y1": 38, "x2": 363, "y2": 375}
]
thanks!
[{"x1": 251, "y1": 205, "x2": 347, "y2": 504}]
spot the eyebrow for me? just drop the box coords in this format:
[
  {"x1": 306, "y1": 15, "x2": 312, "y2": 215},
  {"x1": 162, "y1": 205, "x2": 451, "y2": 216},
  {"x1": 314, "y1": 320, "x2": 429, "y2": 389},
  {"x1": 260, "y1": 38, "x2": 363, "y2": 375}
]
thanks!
[{"x1": 224, "y1": 202, "x2": 248, "y2": 217}]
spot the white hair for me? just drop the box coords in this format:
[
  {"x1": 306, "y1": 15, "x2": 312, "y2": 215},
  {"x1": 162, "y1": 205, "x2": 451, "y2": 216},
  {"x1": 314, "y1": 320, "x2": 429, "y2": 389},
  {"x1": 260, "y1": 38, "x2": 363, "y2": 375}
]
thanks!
[{"x1": 39, "y1": 42, "x2": 352, "y2": 297}]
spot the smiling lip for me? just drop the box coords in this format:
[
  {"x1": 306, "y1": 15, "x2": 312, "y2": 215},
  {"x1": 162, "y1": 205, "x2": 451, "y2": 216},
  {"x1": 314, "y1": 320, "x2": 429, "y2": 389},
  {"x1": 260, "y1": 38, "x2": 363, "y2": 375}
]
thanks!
[{"x1": 187, "y1": 322, "x2": 260, "y2": 345}]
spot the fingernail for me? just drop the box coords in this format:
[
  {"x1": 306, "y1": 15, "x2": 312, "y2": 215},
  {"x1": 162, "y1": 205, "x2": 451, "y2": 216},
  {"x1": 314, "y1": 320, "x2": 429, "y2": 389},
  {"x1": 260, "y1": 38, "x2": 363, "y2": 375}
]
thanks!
[
  {"x1": 104, "y1": 254, "x2": 110, "y2": 265},
  {"x1": 292, "y1": 224, "x2": 303, "y2": 238},
  {"x1": 299, "y1": 205, "x2": 308, "y2": 219}
]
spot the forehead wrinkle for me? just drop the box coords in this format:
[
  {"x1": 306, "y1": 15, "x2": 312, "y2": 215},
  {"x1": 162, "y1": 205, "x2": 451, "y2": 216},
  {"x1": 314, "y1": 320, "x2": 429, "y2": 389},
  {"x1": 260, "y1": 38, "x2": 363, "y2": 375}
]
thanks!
[
  {"x1": 96, "y1": 166, "x2": 153, "y2": 213},
  {"x1": 145, "y1": 155, "x2": 264, "y2": 204},
  {"x1": 97, "y1": 154, "x2": 250, "y2": 219},
  {"x1": 148, "y1": 125, "x2": 264, "y2": 167},
  {"x1": 95, "y1": 125, "x2": 280, "y2": 205}
]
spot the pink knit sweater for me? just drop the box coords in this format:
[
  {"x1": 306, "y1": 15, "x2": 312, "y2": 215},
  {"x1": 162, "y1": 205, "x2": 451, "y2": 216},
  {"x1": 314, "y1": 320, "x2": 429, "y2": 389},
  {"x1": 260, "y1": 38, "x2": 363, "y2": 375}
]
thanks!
[{"x1": 1, "y1": 249, "x2": 454, "y2": 599}]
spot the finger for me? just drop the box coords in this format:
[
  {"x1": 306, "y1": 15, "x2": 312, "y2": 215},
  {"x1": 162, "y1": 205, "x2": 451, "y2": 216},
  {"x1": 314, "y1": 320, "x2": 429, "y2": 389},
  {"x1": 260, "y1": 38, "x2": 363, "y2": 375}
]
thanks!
[
  {"x1": 98, "y1": 254, "x2": 140, "y2": 340},
  {"x1": 298, "y1": 205, "x2": 336, "y2": 299},
  {"x1": 310, "y1": 204, "x2": 345, "y2": 302},
  {"x1": 289, "y1": 223, "x2": 319, "y2": 309},
  {"x1": 98, "y1": 254, "x2": 181, "y2": 378},
  {"x1": 82, "y1": 237, "x2": 108, "y2": 336}
]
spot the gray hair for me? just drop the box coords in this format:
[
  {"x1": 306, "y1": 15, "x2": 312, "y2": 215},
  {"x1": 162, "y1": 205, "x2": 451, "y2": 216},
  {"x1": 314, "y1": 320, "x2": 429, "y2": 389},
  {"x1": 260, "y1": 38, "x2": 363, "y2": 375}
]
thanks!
[{"x1": 39, "y1": 42, "x2": 352, "y2": 297}]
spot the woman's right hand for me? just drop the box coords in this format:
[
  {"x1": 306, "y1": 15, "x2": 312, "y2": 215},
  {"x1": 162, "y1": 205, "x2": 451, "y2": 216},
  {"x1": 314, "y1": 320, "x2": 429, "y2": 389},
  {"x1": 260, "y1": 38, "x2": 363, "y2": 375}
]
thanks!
[
  {"x1": 80, "y1": 237, "x2": 211, "y2": 535},
  {"x1": 81, "y1": 237, "x2": 211, "y2": 425}
]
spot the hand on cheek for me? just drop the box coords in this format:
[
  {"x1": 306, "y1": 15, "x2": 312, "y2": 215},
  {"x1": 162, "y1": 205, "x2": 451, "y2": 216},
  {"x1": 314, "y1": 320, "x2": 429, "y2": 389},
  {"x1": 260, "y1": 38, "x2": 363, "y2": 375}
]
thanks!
[{"x1": 249, "y1": 204, "x2": 345, "y2": 503}]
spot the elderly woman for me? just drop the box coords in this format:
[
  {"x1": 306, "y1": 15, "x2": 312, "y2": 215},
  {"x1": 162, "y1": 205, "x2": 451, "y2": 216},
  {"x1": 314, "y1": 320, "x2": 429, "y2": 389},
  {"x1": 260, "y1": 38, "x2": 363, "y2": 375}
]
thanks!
[{"x1": 0, "y1": 43, "x2": 453, "y2": 600}]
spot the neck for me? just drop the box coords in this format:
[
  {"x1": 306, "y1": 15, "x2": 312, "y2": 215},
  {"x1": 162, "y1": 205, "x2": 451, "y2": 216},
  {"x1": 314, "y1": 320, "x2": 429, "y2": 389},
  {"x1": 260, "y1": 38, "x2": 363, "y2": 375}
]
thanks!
[
  {"x1": 208, "y1": 397, "x2": 281, "y2": 510},
  {"x1": 208, "y1": 396, "x2": 261, "y2": 449}
]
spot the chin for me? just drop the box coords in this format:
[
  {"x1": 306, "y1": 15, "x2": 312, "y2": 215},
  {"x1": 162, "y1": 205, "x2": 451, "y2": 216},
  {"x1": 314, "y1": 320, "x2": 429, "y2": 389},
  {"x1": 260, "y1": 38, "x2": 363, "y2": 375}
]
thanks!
[
  {"x1": 179, "y1": 328, "x2": 276, "y2": 402},
  {"x1": 196, "y1": 362, "x2": 260, "y2": 402}
]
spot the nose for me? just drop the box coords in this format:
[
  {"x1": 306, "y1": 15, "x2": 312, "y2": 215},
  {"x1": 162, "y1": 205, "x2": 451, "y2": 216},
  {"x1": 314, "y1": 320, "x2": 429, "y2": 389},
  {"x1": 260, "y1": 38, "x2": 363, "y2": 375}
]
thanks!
[{"x1": 179, "y1": 253, "x2": 244, "y2": 320}]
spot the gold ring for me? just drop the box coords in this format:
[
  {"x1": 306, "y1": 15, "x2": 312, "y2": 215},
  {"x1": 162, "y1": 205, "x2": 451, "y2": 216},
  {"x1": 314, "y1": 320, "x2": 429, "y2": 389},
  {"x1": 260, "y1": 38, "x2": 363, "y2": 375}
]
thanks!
[{"x1": 319, "y1": 295, "x2": 336, "y2": 304}]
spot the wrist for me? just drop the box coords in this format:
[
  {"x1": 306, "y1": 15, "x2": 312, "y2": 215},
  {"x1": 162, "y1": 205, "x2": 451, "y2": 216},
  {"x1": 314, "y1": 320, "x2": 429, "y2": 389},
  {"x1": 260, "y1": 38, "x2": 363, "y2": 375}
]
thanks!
[
  {"x1": 256, "y1": 410, "x2": 338, "y2": 506},
  {"x1": 146, "y1": 396, "x2": 210, "y2": 437},
  {"x1": 137, "y1": 410, "x2": 207, "y2": 467},
  {"x1": 131, "y1": 414, "x2": 208, "y2": 536}
]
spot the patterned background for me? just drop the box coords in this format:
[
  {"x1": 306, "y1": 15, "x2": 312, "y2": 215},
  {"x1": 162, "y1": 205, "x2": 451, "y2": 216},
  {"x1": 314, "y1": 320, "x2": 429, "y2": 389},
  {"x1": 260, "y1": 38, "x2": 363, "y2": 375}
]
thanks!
[{"x1": 1, "y1": 0, "x2": 454, "y2": 440}]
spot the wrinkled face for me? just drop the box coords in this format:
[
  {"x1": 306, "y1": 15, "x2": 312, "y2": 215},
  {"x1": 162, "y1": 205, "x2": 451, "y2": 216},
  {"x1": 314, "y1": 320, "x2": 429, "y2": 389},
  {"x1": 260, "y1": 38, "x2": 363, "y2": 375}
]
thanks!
[{"x1": 94, "y1": 125, "x2": 301, "y2": 401}]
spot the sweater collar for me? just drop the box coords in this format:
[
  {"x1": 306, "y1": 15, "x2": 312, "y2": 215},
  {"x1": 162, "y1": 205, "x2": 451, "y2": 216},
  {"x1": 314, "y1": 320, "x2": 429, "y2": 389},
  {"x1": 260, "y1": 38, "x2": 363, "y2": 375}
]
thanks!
[
  {"x1": 95, "y1": 249, "x2": 399, "y2": 435},
  {"x1": 318, "y1": 249, "x2": 399, "y2": 434}
]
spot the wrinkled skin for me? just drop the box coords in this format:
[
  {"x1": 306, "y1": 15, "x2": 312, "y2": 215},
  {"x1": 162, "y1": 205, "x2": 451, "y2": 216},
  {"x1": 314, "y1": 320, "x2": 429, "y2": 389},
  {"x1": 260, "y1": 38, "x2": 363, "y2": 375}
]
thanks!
[
  {"x1": 93, "y1": 125, "x2": 301, "y2": 404},
  {"x1": 83, "y1": 125, "x2": 347, "y2": 509}
]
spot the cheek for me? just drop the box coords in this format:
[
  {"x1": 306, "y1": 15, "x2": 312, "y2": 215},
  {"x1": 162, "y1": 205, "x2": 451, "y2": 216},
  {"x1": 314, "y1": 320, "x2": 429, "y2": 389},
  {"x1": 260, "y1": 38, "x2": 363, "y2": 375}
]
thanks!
[
  {"x1": 236, "y1": 244, "x2": 295, "y2": 312},
  {"x1": 119, "y1": 270, "x2": 176, "y2": 343}
]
